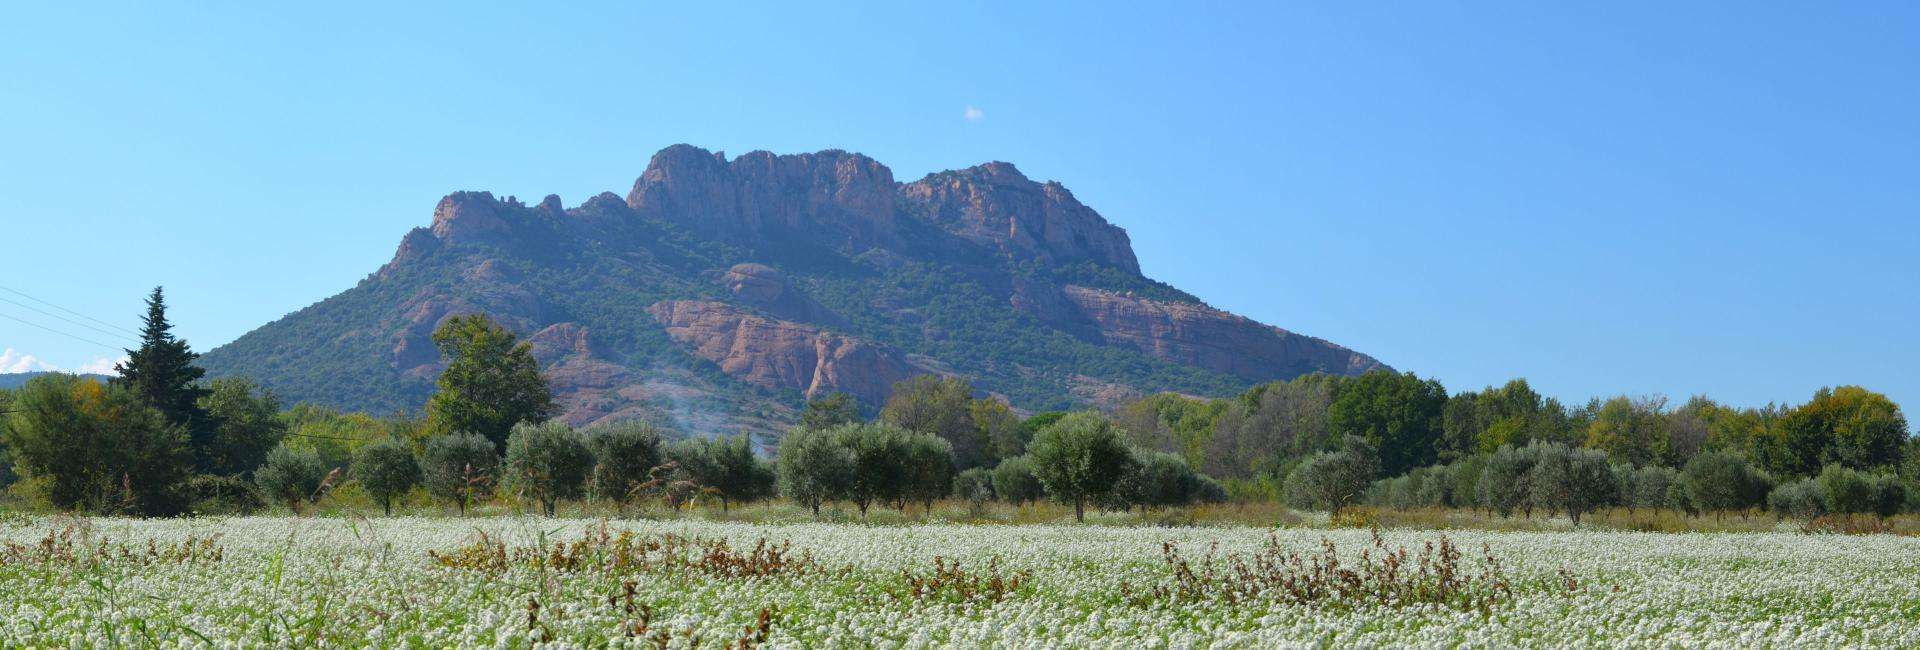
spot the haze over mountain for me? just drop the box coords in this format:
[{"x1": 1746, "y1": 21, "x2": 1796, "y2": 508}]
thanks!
[{"x1": 200, "y1": 145, "x2": 1385, "y2": 434}]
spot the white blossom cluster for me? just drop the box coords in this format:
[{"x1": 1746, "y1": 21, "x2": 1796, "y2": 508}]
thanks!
[{"x1": 0, "y1": 515, "x2": 1914, "y2": 647}]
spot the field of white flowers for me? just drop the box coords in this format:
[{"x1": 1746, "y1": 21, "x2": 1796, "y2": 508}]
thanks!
[{"x1": 0, "y1": 515, "x2": 1914, "y2": 648}]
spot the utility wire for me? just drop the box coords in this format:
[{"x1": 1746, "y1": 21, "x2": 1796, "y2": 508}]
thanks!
[
  {"x1": 0, "y1": 296, "x2": 138, "y2": 344},
  {"x1": 0, "y1": 285, "x2": 142, "y2": 337},
  {"x1": 0, "y1": 311, "x2": 126, "y2": 351}
]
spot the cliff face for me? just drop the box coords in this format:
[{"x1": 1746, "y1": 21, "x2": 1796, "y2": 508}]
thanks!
[{"x1": 201, "y1": 144, "x2": 1387, "y2": 435}]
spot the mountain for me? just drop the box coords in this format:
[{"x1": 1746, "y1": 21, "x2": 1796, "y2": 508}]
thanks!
[
  {"x1": 0, "y1": 372, "x2": 113, "y2": 390},
  {"x1": 199, "y1": 145, "x2": 1386, "y2": 435}
]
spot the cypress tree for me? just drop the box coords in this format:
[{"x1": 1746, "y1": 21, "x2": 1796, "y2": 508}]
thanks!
[{"x1": 113, "y1": 287, "x2": 211, "y2": 454}]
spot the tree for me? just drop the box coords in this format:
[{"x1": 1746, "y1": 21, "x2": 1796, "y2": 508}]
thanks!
[
  {"x1": 1282, "y1": 436, "x2": 1379, "y2": 511},
  {"x1": 667, "y1": 434, "x2": 774, "y2": 512},
  {"x1": 775, "y1": 426, "x2": 853, "y2": 516},
  {"x1": 113, "y1": 287, "x2": 211, "y2": 460},
  {"x1": 1629, "y1": 465, "x2": 1681, "y2": 512},
  {"x1": 1112, "y1": 450, "x2": 1204, "y2": 510},
  {"x1": 1815, "y1": 464, "x2": 1876, "y2": 514},
  {"x1": 881, "y1": 376, "x2": 991, "y2": 469},
  {"x1": 829, "y1": 423, "x2": 915, "y2": 517},
  {"x1": 3, "y1": 374, "x2": 192, "y2": 515},
  {"x1": 899, "y1": 433, "x2": 955, "y2": 513},
  {"x1": 1528, "y1": 444, "x2": 1617, "y2": 525},
  {"x1": 1208, "y1": 374, "x2": 1342, "y2": 479},
  {"x1": 585, "y1": 421, "x2": 665, "y2": 513},
  {"x1": 198, "y1": 377, "x2": 286, "y2": 477},
  {"x1": 1117, "y1": 394, "x2": 1225, "y2": 470},
  {"x1": 1584, "y1": 396, "x2": 1669, "y2": 468},
  {"x1": 353, "y1": 439, "x2": 419, "y2": 516},
  {"x1": 1679, "y1": 451, "x2": 1773, "y2": 519},
  {"x1": 1476, "y1": 444, "x2": 1541, "y2": 517},
  {"x1": 990, "y1": 455, "x2": 1045, "y2": 505},
  {"x1": 799, "y1": 393, "x2": 863, "y2": 431},
  {"x1": 424, "y1": 315, "x2": 556, "y2": 451},
  {"x1": 1768, "y1": 479, "x2": 1826, "y2": 520},
  {"x1": 1441, "y1": 379, "x2": 1570, "y2": 459},
  {"x1": 952, "y1": 467, "x2": 996, "y2": 503},
  {"x1": 255, "y1": 443, "x2": 328, "y2": 512},
  {"x1": 504, "y1": 421, "x2": 592, "y2": 516},
  {"x1": 1776, "y1": 386, "x2": 1907, "y2": 475},
  {"x1": 1327, "y1": 371, "x2": 1447, "y2": 477},
  {"x1": 971, "y1": 397, "x2": 1029, "y2": 460},
  {"x1": 420, "y1": 432, "x2": 497, "y2": 515},
  {"x1": 1027, "y1": 412, "x2": 1135, "y2": 522}
]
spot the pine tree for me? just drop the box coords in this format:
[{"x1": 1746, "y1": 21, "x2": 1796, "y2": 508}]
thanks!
[{"x1": 113, "y1": 287, "x2": 210, "y2": 453}]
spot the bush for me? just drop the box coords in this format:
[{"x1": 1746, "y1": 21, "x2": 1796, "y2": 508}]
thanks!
[
  {"x1": 667, "y1": 434, "x2": 776, "y2": 512},
  {"x1": 420, "y1": 432, "x2": 498, "y2": 515},
  {"x1": 1528, "y1": 444, "x2": 1618, "y2": 525},
  {"x1": 352, "y1": 439, "x2": 420, "y2": 516},
  {"x1": 1628, "y1": 466, "x2": 1680, "y2": 511},
  {"x1": 256, "y1": 443, "x2": 328, "y2": 511},
  {"x1": 990, "y1": 456, "x2": 1044, "y2": 505},
  {"x1": 183, "y1": 474, "x2": 265, "y2": 515},
  {"x1": 1112, "y1": 450, "x2": 1201, "y2": 510},
  {"x1": 585, "y1": 421, "x2": 665, "y2": 512},
  {"x1": 504, "y1": 421, "x2": 593, "y2": 516},
  {"x1": 1028, "y1": 412, "x2": 1137, "y2": 522},
  {"x1": 1476, "y1": 445, "x2": 1541, "y2": 517},
  {"x1": 1678, "y1": 451, "x2": 1772, "y2": 518},
  {"x1": 1768, "y1": 479, "x2": 1826, "y2": 520},
  {"x1": 775, "y1": 426, "x2": 853, "y2": 516},
  {"x1": 953, "y1": 467, "x2": 995, "y2": 503},
  {"x1": 900, "y1": 433, "x2": 954, "y2": 513},
  {"x1": 1816, "y1": 464, "x2": 1875, "y2": 514},
  {"x1": 1192, "y1": 474, "x2": 1229, "y2": 504}
]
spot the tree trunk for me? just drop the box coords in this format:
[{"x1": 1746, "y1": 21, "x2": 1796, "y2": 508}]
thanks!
[
  {"x1": 810, "y1": 501, "x2": 820, "y2": 517},
  {"x1": 1075, "y1": 497, "x2": 1085, "y2": 522},
  {"x1": 382, "y1": 498, "x2": 392, "y2": 517}
]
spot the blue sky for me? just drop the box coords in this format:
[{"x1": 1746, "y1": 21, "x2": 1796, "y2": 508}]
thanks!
[{"x1": 2, "y1": 3, "x2": 1915, "y2": 414}]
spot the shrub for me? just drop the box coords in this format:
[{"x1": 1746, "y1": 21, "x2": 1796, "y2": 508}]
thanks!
[
  {"x1": 420, "y1": 432, "x2": 498, "y2": 515},
  {"x1": 1476, "y1": 444, "x2": 1540, "y2": 517},
  {"x1": 990, "y1": 456, "x2": 1044, "y2": 506},
  {"x1": 1768, "y1": 479, "x2": 1826, "y2": 520},
  {"x1": 585, "y1": 421, "x2": 665, "y2": 512},
  {"x1": 183, "y1": 474, "x2": 265, "y2": 515},
  {"x1": 1112, "y1": 451, "x2": 1202, "y2": 511},
  {"x1": 1529, "y1": 444, "x2": 1618, "y2": 525},
  {"x1": 1629, "y1": 466, "x2": 1681, "y2": 512},
  {"x1": 900, "y1": 433, "x2": 954, "y2": 513},
  {"x1": 504, "y1": 421, "x2": 593, "y2": 516},
  {"x1": 2, "y1": 374, "x2": 193, "y2": 515},
  {"x1": 775, "y1": 426, "x2": 853, "y2": 516},
  {"x1": 255, "y1": 443, "x2": 328, "y2": 511},
  {"x1": 1678, "y1": 451, "x2": 1772, "y2": 518},
  {"x1": 953, "y1": 467, "x2": 995, "y2": 503},
  {"x1": 352, "y1": 439, "x2": 420, "y2": 516},
  {"x1": 1814, "y1": 464, "x2": 1875, "y2": 515},
  {"x1": 1192, "y1": 474, "x2": 1229, "y2": 504}
]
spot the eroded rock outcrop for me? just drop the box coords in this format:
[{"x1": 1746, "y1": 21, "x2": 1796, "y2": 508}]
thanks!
[
  {"x1": 628, "y1": 145, "x2": 898, "y2": 243},
  {"x1": 901, "y1": 162, "x2": 1140, "y2": 273},
  {"x1": 1061, "y1": 285, "x2": 1387, "y2": 381},
  {"x1": 648, "y1": 300, "x2": 920, "y2": 407}
]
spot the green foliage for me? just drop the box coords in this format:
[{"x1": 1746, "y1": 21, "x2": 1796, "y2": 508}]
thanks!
[
  {"x1": 1111, "y1": 450, "x2": 1207, "y2": 510},
  {"x1": 503, "y1": 421, "x2": 592, "y2": 516},
  {"x1": 585, "y1": 421, "x2": 665, "y2": 510},
  {"x1": 1678, "y1": 451, "x2": 1773, "y2": 516},
  {"x1": 1117, "y1": 393, "x2": 1226, "y2": 471},
  {"x1": 113, "y1": 287, "x2": 211, "y2": 456},
  {"x1": 1583, "y1": 396, "x2": 1670, "y2": 468},
  {"x1": 775, "y1": 426, "x2": 854, "y2": 515},
  {"x1": 900, "y1": 433, "x2": 954, "y2": 512},
  {"x1": 799, "y1": 393, "x2": 862, "y2": 430},
  {"x1": 1627, "y1": 465, "x2": 1681, "y2": 511},
  {"x1": 1476, "y1": 444, "x2": 1542, "y2": 517},
  {"x1": 1775, "y1": 386, "x2": 1907, "y2": 475},
  {"x1": 419, "y1": 432, "x2": 497, "y2": 515},
  {"x1": 881, "y1": 376, "x2": 992, "y2": 470},
  {"x1": 255, "y1": 443, "x2": 327, "y2": 510},
  {"x1": 352, "y1": 438, "x2": 420, "y2": 515},
  {"x1": 1768, "y1": 479, "x2": 1826, "y2": 520},
  {"x1": 990, "y1": 455, "x2": 1044, "y2": 505},
  {"x1": 1282, "y1": 436, "x2": 1379, "y2": 511},
  {"x1": 3, "y1": 374, "x2": 193, "y2": 515},
  {"x1": 424, "y1": 314, "x2": 556, "y2": 451},
  {"x1": 665, "y1": 434, "x2": 775, "y2": 511},
  {"x1": 952, "y1": 467, "x2": 996, "y2": 502},
  {"x1": 182, "y1": 474, "x2": 265, "y2": 515},
  {"x1": 1327, "y1": 371, "x2": 1447, "y2": 477},
  {"x1": 1527, "y1": 444, "x2": 1618, "y2": 525},
  {"x1": 1206, "y1": 374, "x2": 1343, "y2": 479},
  {"x1": 1027, "y1": 412, "x2": 1136, "y2": 521},
  {"x1": 826, "y1": 423, "x2": 918, "y2": 516},
  {"x1": 1441, "y1": 379, "x2": 1576, "y2": 458},
  {"x1": 198, "y1": 377, "x2": 287, "y2": 477},
  {"x1": 1814, "y1": 464, "x2": 1877, "y2": 515}
]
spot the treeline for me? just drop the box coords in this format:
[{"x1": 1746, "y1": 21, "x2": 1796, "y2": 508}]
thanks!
[
  {"x1": 1113, "y1": 371, "x2": 1916, "y2": 520},
  {"x1": 0, "y1": 291, "x2": 1222, "y2": 520}
]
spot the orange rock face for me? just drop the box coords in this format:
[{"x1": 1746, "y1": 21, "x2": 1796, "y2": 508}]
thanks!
[
  {"x1": 648, "y1": 300, "x2": 921, "y2": 407},
  {"x1": 1060, "y1": 285, "x2": 1386, "y2": 382}
]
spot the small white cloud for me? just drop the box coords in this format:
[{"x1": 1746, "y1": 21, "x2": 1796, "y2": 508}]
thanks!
[
  {"x1": 75, "y1": 355, "x2": 126, "y2": 376},
  {"x1": 0, "y1": 348, "x2": 59, "y2": 374},
  {"x1": 964, "y1": 105, "x2": 985, "y2": 122}
]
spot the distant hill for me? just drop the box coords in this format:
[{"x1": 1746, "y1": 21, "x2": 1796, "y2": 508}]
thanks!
[
  {"x1": 199, "y1": 145, "x2": 1386, "y2": 435},
  {"x1": 0, "y1": 371, "x2": 113, "y2": 390}
]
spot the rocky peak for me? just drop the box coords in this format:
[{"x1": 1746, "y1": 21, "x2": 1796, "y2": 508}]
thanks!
[
  {"x1": 627, "y1": 145, "x2": 897, "y2": 242},
  {"x1": 429, "y1": 191, "x2": 514, "y2": 244},
  {"x1": 901, "y1": 163, "x2": 1140, "y2": 274}
]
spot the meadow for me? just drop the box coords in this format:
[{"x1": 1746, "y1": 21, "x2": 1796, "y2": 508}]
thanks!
[{"x1": 0, "y1": 513, "x2": 1914, "y2": 647}]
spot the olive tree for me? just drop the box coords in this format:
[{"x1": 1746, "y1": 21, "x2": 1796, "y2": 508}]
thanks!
[
  {"x1": 775, "y1": 426, "x2": 853, "y2": 516},
  {"x1": 1528, "y1": 444, "x2": 1618, "y2": 525},
  {"x1": 1283, "y1": 436, "x2": 1380, "y2": 512},
  {"x1": 585, "y1": 421, "x2": 665, "y2": 513},
  {"x1": 352, "y1": 438, "x2": 420, "y2": 516},
  {"x1": 504, "y1": 421, "x2": 593, "y2": 516},
  {"x1": 1028, "y1": 412, "x2": 1136, "y2": 522},
  {"x1": 256, "y1": 443, "x2": 328, "y2": 512},
  {"x1": 990, "y1": 455, "x2": 1044, "y2": 506},
  {"x1": 420, "y1": 432, "x2": 498, "y2": 515}
]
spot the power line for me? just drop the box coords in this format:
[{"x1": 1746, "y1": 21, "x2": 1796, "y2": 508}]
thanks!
[
  {"x1": 0, "y1": 285, "x2": 141, "y2": 337},
  {"x1": 0, "y1": 311, "x2": 126, "y2": 351},
  {"x1": 0, "y1": 296, "x2": 138, "y2": 344}
]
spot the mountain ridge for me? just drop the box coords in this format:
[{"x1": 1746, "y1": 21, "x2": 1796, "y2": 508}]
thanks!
[{"x1": 200, "y1": 145, "x2": 1386, "y2": 435}]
